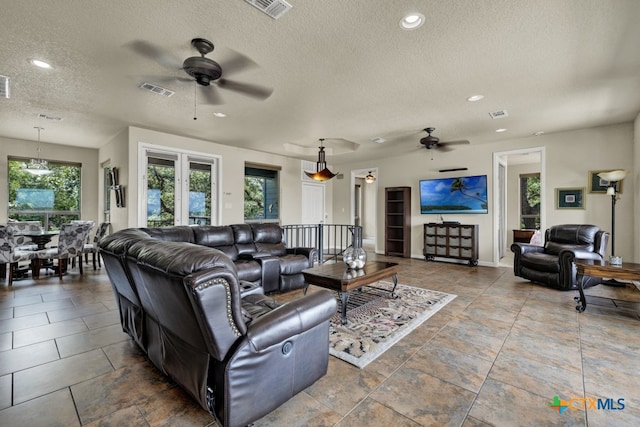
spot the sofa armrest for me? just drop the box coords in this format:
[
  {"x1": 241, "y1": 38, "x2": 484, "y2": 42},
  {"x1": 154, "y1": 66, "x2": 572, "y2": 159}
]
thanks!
[
  {"x1": 511, "y1": 242, "x2": 544, "y2": 255},
  {"x1": 286, "y1": 247, "x2": 317, "y2": 266},
  {"x1": 246, "y1": 290, "x2": 336, "y2": 351}
]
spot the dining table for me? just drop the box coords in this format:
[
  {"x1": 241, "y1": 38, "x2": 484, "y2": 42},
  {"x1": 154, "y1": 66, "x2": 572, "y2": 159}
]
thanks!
[{"x1": 13, "y1": 230, "x2": 60, "y2": 250}]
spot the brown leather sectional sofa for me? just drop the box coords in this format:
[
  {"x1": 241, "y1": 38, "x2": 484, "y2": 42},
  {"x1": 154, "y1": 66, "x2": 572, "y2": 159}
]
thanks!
[
  {"x1": 99, "y1": 225, "x2": 336, "y2": 427},
  {"x1": 141, "y1": 222, "x2": 316, "y2": 293}
]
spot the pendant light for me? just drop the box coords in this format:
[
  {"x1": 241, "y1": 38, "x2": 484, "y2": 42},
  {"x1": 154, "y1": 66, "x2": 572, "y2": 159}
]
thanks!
[
  {"x1": 23, "y1": 127, "x2": 53, "y2": 175},
  {"x1": 304, "y1": 138, "x2": 338, "y2": 181}
]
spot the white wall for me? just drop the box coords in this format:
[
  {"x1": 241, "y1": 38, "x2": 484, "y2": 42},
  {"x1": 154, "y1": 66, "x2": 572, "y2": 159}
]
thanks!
[
  {"x1": 0, "y1": 135, "x2": 100, "y2": 225},
  {"x1": 333, "y1": 122, "x2": 635, "y2": 265},
  {"x1": 98, "y1": 126, "x2": 334, "y2": 231}
]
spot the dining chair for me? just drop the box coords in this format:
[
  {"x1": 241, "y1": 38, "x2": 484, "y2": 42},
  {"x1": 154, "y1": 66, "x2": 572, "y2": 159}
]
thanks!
[
  {"x1": 34, "y1": 223, "x2": 93, "y2": 279},
  {"x1": 82, "y1": 222, "x2": 110, "y2": 269},
  {"x1": 0, "y1": 226, "x2": 36, "y2": 286},
  {"x1": 70, "y1": 220, "x2": 94, "y2": 269},
  {"x1": 6, "y1": 221, "x2": 43, "y2": 251}
]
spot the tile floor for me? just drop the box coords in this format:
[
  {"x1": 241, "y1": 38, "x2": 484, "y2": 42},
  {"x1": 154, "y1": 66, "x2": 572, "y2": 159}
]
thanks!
[{"x1": 1, "y1": 253, "x2": 639, "y2": 426}]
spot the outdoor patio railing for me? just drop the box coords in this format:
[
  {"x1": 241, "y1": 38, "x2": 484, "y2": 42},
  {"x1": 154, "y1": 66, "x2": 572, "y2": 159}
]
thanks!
[{"x1": 282, "y1": 224, "x2": 361, "y2": 264}]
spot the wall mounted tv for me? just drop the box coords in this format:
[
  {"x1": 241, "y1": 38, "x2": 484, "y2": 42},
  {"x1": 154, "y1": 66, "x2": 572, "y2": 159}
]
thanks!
[{"x1": 419, "y1": 174, "x2": 488, "y2": 214}]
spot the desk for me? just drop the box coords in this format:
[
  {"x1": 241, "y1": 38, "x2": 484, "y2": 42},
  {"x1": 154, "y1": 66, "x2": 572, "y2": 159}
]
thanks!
[
  {"x1": 575, "y1": 259, "x2": 640, "y2": 313},
  {"x1": 14, "y1": 230, "x2": 59, "y2": 250}
]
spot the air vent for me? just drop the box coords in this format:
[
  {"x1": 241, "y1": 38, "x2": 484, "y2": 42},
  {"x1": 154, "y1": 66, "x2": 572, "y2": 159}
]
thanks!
[
  {"x1": 489, "y1": 110, "x2": 508, "y2": 119},
  {"x1": 37, "y1": 113, "x2": 63, "y2": 121},
  {"x1": 245, "y1": 0, "x2": 292, "y2": 19},
  {"x1": 0, "y1": 75, "x2": 9, "y2": 99},
  {"x1": 139, "y1": 82, "x2": 175, "y2": 97}
]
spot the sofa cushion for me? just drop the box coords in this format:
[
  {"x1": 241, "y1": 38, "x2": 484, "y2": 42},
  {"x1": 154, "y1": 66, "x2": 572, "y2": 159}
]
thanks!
[
  {"x1": 141, "y1": 226, "x2": 195, "y2": 243},
  {"x1": 252, "y1": 223, "x2": 286, "y2": 256},
  {"x1": 235, "y1": 259, "x2": 262, "y2": 282},
  {"x1": 192, "y1": 225, "x2": 239, "y2": 260},
  {"x1": 232, "y1": 224, "x2": 257, "y2": 256}
]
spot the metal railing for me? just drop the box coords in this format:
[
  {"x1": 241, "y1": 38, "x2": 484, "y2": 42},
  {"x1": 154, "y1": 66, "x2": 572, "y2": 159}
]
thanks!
[{"x1": 282, "y1": 224, "x2": 362, "y2": 264}]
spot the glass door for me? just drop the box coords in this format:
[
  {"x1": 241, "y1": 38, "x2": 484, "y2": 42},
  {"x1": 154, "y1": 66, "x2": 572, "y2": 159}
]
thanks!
[{"x1": 140, "y1": 146, "x2": 218, "y2": 227}]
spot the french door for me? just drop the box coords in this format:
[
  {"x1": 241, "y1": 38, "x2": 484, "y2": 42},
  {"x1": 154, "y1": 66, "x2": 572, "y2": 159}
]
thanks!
[{"x1": 139, "y1": 145, "x2": 219, "y2": 227}]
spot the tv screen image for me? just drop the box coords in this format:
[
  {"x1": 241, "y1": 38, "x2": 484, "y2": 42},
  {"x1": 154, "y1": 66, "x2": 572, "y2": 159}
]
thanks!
[{"x1": 419, "y1": 175, "x2": 488, "y2": 214}]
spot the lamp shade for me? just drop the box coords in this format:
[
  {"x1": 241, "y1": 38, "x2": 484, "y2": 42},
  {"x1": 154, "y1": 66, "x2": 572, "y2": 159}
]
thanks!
[
  {"x1": 304, "y1": 140, "x2": 338, "y2": 181},
  {"x1": 597, "y1": 170, "x2": 628, "y2": 182}
]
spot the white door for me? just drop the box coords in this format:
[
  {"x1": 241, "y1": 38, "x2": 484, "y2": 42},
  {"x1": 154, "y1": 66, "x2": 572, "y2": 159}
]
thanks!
[{"x1": 301, "y1": 183, "x2": 325, "y2": 224}]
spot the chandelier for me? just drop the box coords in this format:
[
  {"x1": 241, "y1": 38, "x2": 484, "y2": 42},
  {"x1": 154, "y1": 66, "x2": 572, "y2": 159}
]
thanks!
[
  {"x1": 23, "y1": 127, "x2": 52, "y2": 175},
  {"x1": 304, "y1": 139, "x2": 338, "y2": 181}
]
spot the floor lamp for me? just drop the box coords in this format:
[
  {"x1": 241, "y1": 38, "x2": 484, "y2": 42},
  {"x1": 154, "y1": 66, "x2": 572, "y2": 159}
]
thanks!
[{"x1": 597, "y1": 169, "x2": 628, "y2": 267}]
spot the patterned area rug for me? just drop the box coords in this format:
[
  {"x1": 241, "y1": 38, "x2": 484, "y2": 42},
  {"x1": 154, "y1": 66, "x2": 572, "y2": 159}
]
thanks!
[{"x1": 329, "y1": 281, "x2": 456, "y2": 368}]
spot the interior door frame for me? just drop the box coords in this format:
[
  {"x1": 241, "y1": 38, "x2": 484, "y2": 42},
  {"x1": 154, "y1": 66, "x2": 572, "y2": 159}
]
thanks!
[
  {"x1": 492, "y1": 146, "x2": 545, "y2": 266},
  {"x1": 350, "y1": 167, "x2": 378, "y2": 248}
]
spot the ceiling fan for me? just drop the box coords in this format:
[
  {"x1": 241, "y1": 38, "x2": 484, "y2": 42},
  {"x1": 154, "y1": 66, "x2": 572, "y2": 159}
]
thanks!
[
  {"x1": 129, "y1": 38, "x2": 273, "y2": 105},
  {"x1": 419, "y1": 127, "x2": 470, "y2": 151}
]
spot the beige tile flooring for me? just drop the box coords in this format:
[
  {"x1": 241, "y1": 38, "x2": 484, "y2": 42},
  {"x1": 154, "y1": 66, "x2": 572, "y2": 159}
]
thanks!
[{"x1": 1, "y1": 253, "x2": 640, "y2": 426}]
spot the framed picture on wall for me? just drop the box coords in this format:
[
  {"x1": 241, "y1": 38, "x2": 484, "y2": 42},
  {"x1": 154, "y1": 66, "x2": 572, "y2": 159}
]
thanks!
[
  {"x1": 556, "y1": 187, "x2": 585, "y2": 209},
  {"x1": 589, "y1": 170, "x2": 623, "y2": 194}
]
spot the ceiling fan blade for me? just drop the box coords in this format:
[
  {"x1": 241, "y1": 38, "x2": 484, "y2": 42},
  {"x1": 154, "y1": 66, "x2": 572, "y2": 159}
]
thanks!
[
  {"x1": 216, "y1": 78, "x2": 273, "y2": 100},
  {"x1": 218, "y1": 48, "x2": 259, "y2": 76},
  {"x1": 201, "y1": 86, "x2": 224, "y2": 105},
  {"x1": 440, "y1": 139, "x2": 470, "y2": 146},
  {"x1": 125, "y1": 40, "x2": 183, "y2": 70}
]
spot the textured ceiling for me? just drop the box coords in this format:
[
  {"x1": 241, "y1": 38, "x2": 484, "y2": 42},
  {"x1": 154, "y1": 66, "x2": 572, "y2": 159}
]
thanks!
[{"x1": 1, "y1": 0, "x2": 640, "y2": 165}]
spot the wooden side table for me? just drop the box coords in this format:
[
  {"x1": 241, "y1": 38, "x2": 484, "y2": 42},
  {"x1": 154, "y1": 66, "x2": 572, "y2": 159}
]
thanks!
[{"x1": 574, "y1": 259, "x2": 640, "y2": 312}]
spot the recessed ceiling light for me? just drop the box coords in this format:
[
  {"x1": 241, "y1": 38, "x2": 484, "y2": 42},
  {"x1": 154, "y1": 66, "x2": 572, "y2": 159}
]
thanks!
[
  {"x1": 533, "y1": 131, "x2": 544, "y2": 136},
  {"x1": 467, "y1": 95, "x2": 484, "y2": 102},
  {"x1": 370, "y1": 137, "x2": 385, "y2": 144},
  {"x1": 496, "y1": 128, "x2": 508, "y2": 133},
  {"x1": 213, "y1": 112, "x2": 227, "y2": 118},
  {"x1": 30, "y1": 59, "x2": 52, "y2": 69},
  {"x1": 399, "y1": 13, "x2": 425, "y2": 30}
]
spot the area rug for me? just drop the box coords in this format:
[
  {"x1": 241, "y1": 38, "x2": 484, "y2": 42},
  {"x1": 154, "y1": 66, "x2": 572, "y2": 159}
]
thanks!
[{"x1": 329, "y1": 281, "x2": 456, "y2": 368}]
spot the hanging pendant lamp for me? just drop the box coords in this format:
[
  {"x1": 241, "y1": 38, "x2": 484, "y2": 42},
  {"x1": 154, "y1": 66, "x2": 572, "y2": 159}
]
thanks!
[
  {"x1": 23, "y1": 127, "x2": 53, "y2": 175},
  {"x1": 304, "y1": 138, "x2": 338, "y2": 181}
]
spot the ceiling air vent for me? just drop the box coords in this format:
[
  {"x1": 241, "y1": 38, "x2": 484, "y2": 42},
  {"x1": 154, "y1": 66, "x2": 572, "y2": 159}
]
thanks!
[
  {"x1": 245, "y1": 0, "x2": 292, "y2": 19},
  {"x1": 139, "y1": 82, "x2": 175, "y2": 97},
  {"x1": 37, "y1": 113, "x2": 63, "y2": 121},
  {"x1": 0, "y1": 75, "x2": 10, "y2": 99},
  {"x1": 489, "y1": 110, "x2": 508, "y2": 119}
]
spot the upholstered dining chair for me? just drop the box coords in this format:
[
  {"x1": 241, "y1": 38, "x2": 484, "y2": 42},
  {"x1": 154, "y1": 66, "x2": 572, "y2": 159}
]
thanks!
[
  {"x1": 6, "y1": 221, "x2": 43, "y2": 251},
  {"x1": 0, "y1": 226, "x2": 36, "y2": 286},
  {"x1": 82, "y1": 222, "x2": 110, "y2": 269},
  {"x1": 34, "y1": 222, "x2": 93, "y2": 279}
]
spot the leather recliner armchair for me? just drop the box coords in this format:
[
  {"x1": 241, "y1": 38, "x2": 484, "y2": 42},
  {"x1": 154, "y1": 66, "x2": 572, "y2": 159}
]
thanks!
[{"x1": 511, "y1": 224, "x2": 609, "y2": 290}]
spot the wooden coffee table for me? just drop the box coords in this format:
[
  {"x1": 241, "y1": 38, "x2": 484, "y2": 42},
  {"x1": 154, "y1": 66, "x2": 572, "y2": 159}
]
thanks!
[
  {"x1": 302, "y1": 261, "x2": 399, "y2": 324},
  {"x1": 575, "y1": 259, "x2": 640, "y2": 312}
]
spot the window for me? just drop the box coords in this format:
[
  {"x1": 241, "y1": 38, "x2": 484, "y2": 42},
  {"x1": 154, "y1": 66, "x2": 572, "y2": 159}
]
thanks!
[
  {"x1": 520, "y1": 173, "x2": 540, "y2": 229},
  {"x1": 244, "y1": 163, "x2": 280, "y2": 221},
  {"x1": 8, "y1": 157, "x2": 82, "y2": 230}
]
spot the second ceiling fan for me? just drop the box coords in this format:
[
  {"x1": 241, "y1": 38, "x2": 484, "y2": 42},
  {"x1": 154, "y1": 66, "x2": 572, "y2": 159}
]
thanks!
[{"x1": 419, "y1": 127, "x2": 470, "y2": 151}]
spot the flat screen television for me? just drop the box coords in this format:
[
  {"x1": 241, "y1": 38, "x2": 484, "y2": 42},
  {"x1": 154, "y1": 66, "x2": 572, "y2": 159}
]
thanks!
[{"x1": 419, "y1": 174, "x2": 488, "y2": 214}]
